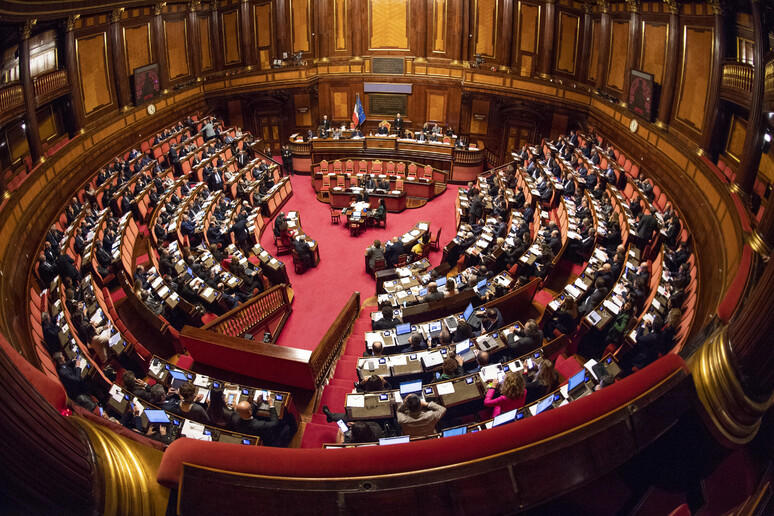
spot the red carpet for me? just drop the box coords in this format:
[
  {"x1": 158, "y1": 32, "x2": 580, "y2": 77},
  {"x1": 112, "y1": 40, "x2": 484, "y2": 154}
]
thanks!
[{"x1": 263, "y1": 176, "x2": 460, "y2": 351}]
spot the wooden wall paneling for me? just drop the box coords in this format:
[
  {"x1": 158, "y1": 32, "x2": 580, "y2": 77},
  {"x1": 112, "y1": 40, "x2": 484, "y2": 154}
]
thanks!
[
  {"x1": 588, "y1": 18, "x2": 600, "y2": 82},
  {"x1": 110, "y1": 10, "x2": 131, "y2": 109},
  {"x1": 294, "y1": 91, "x2": 312, "y2": 127},
  {"x1": 497, "y1": 0, "x2": 514, "y2": 67},
  {"x1": 470, "y1": 98, "x2": 490, "y2": 134},
  {"x1": 331, "y1": 88, "x2": 350, "y2": 120},
  {"x1": 725, "y1": 115, "x2": 746, "y2": 163},
  {"x1": 474, "y1": 0, "x2": 498, "y2": 59},
  {"x1": 674, "y1": 25, "x2": 713, "y2": 135},
  {"x1": 228, "y1": 99, "x2": 245, "y2": 129},
  {"x1": 188, "y1": 7, "x2": 202, "y2": 79},
  {"x1": 210, "y1": 2, "x2": 224, "y2": 71},
  {"x1": 333, "y1": 0, "x2": 349, "y2": 52},
  {"x1": 606, "y1": 19, "x2": 629, "y2": 93},
  {"x1": 123, "y1": 23, "x2": 152, "y2": 77},
  {"x1": 291, "y1": 0, "x2": 311, "y2": 53},
  {"x1": 254, "y1": 2, "x2": 274, "y2": 69},
  {"x1": 431, "y1": 0, "x2": 448, "y2": 56},
  {"x1": 555, "y1": 11, "x2": 579, "y2": 76},
  {"x1": 447, "y1": 0, "x2": 463, "y2": 62},
  {"x1": 640, "y1": 20, "x2": 668, "y2": 85},
  {"x1": 165, "y1": 18, "x2": 190, "y2": 80},
  {"x1": 199, "y1": 16, "x2": 213, "y2": 70},
  {"x1": 461, "y1": 0, "x2": 471, "y2": 61},
  {"x1": 221, "y1": 9, "x2": 242, "y2": 65},
  {"x1": 274, "y1": 0, "x2": 290, "y2": 58},
  {"x1": 426, "y1": 90, "x2": 447, "y2": 123},
  {"x1": 514, "y1": 1, "x2": 540, "y2": 76},
  {"x1": 369, "y1": 0, "x2": 410, "y2": 51},
  {"x1": 76, "y1": 31, "x2": 113, "y2": 115},
  {"x1": 577, "y1": 5, "x2": 592, "y2": 84},
  {"x1": 410, "y1": 0, "x2": 428, "y2": 59}
]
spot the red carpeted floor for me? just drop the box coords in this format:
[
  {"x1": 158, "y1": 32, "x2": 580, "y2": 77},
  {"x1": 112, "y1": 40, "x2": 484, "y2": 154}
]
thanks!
[{"x1": 263, "y1": 176, "x2": 460, "y2": 351}]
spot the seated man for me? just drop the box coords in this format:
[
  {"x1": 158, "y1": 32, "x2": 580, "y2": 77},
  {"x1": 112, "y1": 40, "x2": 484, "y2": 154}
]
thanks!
[
  {"x1": 228, "y1": 397, "x2": 282, "y2": 446},
  {"x1": 396, "y1": 394, "x2": 446, "y2": 438},
  {"x1": 294, "y1": 236, "x2": 314, "y2": 268},
  {"x1": 420, "y1": 282, "x2": 444, "y2": 303},
  {"x1": 384, "y1": 237, "x2": 405, "y2": 268},
  {"x1": 372, "y1": 306, "x2": 399, "y2": 331}
]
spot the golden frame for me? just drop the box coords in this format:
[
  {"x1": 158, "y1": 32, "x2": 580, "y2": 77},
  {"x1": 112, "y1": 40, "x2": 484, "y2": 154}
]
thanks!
[
  {"x1": 674, "y1": 24, "x2": 714, "y2": 132},
  {"x1": 199, "y1": 15, "x2": 213, "y2": 71},
  {"x1": 221, "y1": 10, "x2": 242, "y2": 65},
  {"x1": 606, "y1": 20, "x2": 630, "y2": 93},
  {"x1": 253, "y1": 2, "x2": 274, "y2": 69},
  {"x1": 367, "y1": 0, "x2": 411, "y2": 52},
  {"x1": 724, "y1": 115, "x2": 746, "y2": 163},
  {"x1": 639, "y1": 20, "x2": 669, "y2": 84},
  {"x1": 75, "y1": 31, "x2": 113, "y2": 115},
  {"x1": 554, "y1": 12, "x2": 579, "y2": 75},
  {"x1": 473, "y1": 0, "x2": 499, "y2": 59},
  {"x1": 164, "y1": 18, "x2": 190, "y2": 79},
  {"x1": 290, "y1": 0, "x2": 311, "y2": 54},
  {"x1": 121, "y1": 22, "x2": 152, "y2": 76},
  {"x1": 333, "y1": 0, "x2": 348, "y2": 52}
]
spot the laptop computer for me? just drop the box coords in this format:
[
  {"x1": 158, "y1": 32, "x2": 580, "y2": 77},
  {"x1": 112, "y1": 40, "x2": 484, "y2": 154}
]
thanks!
[
  {"x1": 436, "y1": 276, "x2": 447, "y2": 288},
  {"x1": 399, "y1": 379, "x2": 423, "y2": 398},
  {"x1": 455, "y1": 339, "x2": 475, "y2": 360},
  {"x1": 428, "y1": 320, "x2": 443, "y2": 339},
  {"x1": 492, "y1": 408, "x2": 518, "y2": 427},
  {"x1": 379, "y1": 435, "x2": 410, "y2": 445},
  {"x1": 475, "y1": 278, "x2": 489, "y2": 296},
  {"x1": 462, "y1": 303, "x2": 475, "y2": 322},
  {"x1": 534, "y1": 395, "x2": 555, "y2": 415},
  {"x1": 567, "y1": 370, "x2": 593, "y2": 400},
  {"x1": 442, "y1": 426, "x2": 468, "y2": 438},
  {"x1": 394, "y1": 322, "x2": 413, "y2": 347}
]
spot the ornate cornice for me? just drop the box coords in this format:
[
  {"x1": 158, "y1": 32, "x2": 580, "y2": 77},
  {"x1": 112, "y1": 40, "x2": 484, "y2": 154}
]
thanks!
[
  {"x1": 663, "y1": 0, "x2": 681, "y2": 15},
  {"x1": 597, "y1": 0, "x2": 610, "y2": 14},
  {"x1": 626, "y1": 0, "x2": 640, "y2": 14},
  {"x1": 188, "y1": 0, "x2": 201, "y2": 12},
  {"x1": 583, "y1": 2, "x2": 594, "y2": 14},
  {"x1": 153, "y1": 2, "x2": 166, "y2": 15},
  {"x1": 22, "y1": 19, "x2": 37, "y2": 40},
  {"x1": 110, "y1": 7, "x2": 124, "y2": 23},
  {"x1": 707, "y1": 0, "x2": 726, "y2": 15},
  {"x1": 64, "y1": 14, "x2": 80, "y2": 32}
]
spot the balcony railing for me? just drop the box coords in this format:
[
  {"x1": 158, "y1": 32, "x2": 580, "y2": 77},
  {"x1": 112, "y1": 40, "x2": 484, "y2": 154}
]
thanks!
[
  {"x1": 0, "y1": 83, "x2": 23, "y2": 114},
  {"x1": 33, "y1": 69, "x2": 68, "y2": 100},
  {"x1": 765, "y1": 55, "x2": 774, "y2": 103},
  {"x1": 721, "y1": 60, "x2": 754, "y2": 94}
]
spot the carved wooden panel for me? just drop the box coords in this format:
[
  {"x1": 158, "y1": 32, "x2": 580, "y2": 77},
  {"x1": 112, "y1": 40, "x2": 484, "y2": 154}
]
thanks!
[
  {"x1": 255, "y1": 3, "x2": 273, "y2": 69},
  {"x1": 427, "y1": 91, "x2": 446, "y2": 123},
  {"x1": 291, "y1": 0, "x2": 311, "y2": 53},
  {"x1": 675, "y1": 26, "x2": 713, "y2": 131},
  {"x1": 588, "y1": 19, "x2": 600, "y2": 82},
  {"x1": 332, "y1": 90, "x2": 349, "y2": 119},
  {"x1": 641, "y1": 21, "x2": 667, "y2": 84},
  {"x1": 294, "y1": 92, "x2": 312, "y2": 126},
  {"x1": 222, "y1": 10, "x2": 242, "y2": 64},
  {"x1": 470, "y1": 99, "x2": 490, "y2": 134},
  {"x1": 123, "y1": 23, "x2": 152, "y2": 75},
  {"x1": 607, "y1": 20, "x2": 629, "y2": 92},
  {"x1": 518, "y1": 2, "x2": 539, "y2": 53},
  {"x1": 556, "y1": 12, "x2": 579, "y2": 75},
  {"x1": 369, "y1": 0, "x2": 409, "y2": 50},
  {"x1": 334, "y1": 0, "x2": 348, "y2": 51},
  {"x1": 432, "y1": 0, "x2": 447, "y2": 54},
  {"x1": 475, "y1": 0, "x2": 497, "y2": 58},
  {"x1": 165, "y1": 19, "x2": 190, "y2": 79},
  {"x1": 725, "y1": 115, "x2": 746, "y2": 163},
  {"x1": 76, "y1": 32, "x2": 112, "y2": 114},
  {"x1": 199, "y1": 16, "x2": 212, "y2": 70}
]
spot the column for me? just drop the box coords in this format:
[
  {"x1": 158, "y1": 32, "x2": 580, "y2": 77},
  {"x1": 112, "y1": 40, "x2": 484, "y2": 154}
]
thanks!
[
  {"x1": 497, "y1": 0, "x2": 514, "y2": 70},
  {"x1": 273, "y1": 0, "x2": 289, "y2": 61},
  {"x1": 449, "y1": 0, "x2": 463, "y2": 64},
  {"x1": 579, "y1": 3, "x2": 594, "y2": 84},
  {"x1": 656, "y1": 0, "x2": 681, "y2": 129},
  {"x1": 210, "y1": 0, "x2": 224, "y2": 71},
  {"x1": 20, "y1": 20, "x2": 44, "y2": 165},
  {"x1": 188, "y1": 1, "x2": 202, "y2": 79},
  {"x1": 109, "y1": 8, "x2": 131, "y2": 109},
  {"x1": 152, "y1": 2, "x2": 170, "y2": 92},
  {"x1": 538, "y1": 0, "x2": 557, "y2": 79},
  {"x1": 414, "y1": 0, "x2": 428, "y2": 63},
  {"x1": 241, "y1": 0, "x2": 255, "y2": 68},
  {"x1": 733, "y1": 0, "x2": 767, "y2": 199},
  {"x1": 595, "y1": 0, "x2": 611, "y2": 90},
  {"x1": 63, "y1": 15, "x2": 85, "y2": 132},
  {"x1": 694, "y1": 248, "x2": 774, "y2": 447},
  {"x1": 699, "y1": 0, "x2": 726, "y2": 156},
  {"x1": 621, "y1": 0, "x2": 641, "y2": 108}
]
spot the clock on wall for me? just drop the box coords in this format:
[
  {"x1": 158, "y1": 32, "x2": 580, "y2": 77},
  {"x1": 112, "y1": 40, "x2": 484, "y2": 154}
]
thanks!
[
  {"x1": 628, "y1": 69, "x2": 655, "y2": 122},
  {"x1": 146, "y1": 103, "x2": 156, "y2": 116},
  {"x1": 132, "y1": 63, "x2": 160, "y2": 105}
]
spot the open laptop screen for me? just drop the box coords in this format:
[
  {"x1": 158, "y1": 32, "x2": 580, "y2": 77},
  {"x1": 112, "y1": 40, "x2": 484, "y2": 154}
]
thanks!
[
  {"x1": 379, "y1": 435, "x2": 410, "y2": 445},
  {"x1": 396, "y1": 322, "x2": 412, "y2": 335},
  {"x1": 399, "y1": 379, "x2": 423, "y2": 397},
  {"x1": 463, "y1": 303, "x2": 474, "y2": 322},
  {"x1": 428, "y1": 321, "x2": 442, "y2": 333},
  {"x1": 455, "y1": 339, "x2": 471, "y2": 356},
  {"x1": 442, "y1": 426, "x2": 467, "y2": 438},
  {"x1": 492, "y1": 409, "x2": 518, "y2": 427},
  {"x1": 144, "y1": 409, "x2": 170, "y2": 424},
  {"x1": 535, "y1": 396, "x2": 554, "y2": 414},
  {"x1": 567, "y1": 370, "x2": 586, "y2": 392},
  {"x1": 436, "y1": 277, "x2": 447, "y2": 288}
]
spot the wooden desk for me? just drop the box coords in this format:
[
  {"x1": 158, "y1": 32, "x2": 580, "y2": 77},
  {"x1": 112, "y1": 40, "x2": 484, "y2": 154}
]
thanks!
[{"x1": 330, "y1": 188, "x2": 408, "y2": 213}]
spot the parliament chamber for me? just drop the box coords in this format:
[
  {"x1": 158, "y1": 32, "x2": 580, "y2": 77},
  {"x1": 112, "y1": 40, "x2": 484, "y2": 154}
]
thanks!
[{"x1": 1, "y1": 0, "x2": 774, "y2": 514}]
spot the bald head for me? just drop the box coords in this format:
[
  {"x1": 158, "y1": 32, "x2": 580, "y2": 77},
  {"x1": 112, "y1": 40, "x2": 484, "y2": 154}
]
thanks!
[{"x1": 236, "y1": 401, "x2": 253, "y2": 419}]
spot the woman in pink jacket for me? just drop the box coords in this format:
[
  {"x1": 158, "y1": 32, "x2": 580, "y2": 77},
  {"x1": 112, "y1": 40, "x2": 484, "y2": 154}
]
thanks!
[{"x1": 484, "y1": 371, "x2": 527, "y2": 417}]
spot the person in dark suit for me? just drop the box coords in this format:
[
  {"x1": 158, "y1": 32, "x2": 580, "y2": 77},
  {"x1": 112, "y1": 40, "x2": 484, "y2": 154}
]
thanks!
[
  {"x1": 228, "y1": 399, "x2": 282, "y2": 446},
  {"x1": 179, "y1": 214, "x2": 196, "y2": 239},
  {"x1": 506, "y1": 320, "x2": 544, "y2": 358},
  {"x1": 55, "y1": 253, "x2": 80, "y2": 284},
  {"x1": 168, "y1": 145, "x2": 182, "y2": 176},
  {"x1": 547, "y1": 230, "x2": 562, "y2": 255},
  {"x1": 579, "y1": 278, "x2": 609, "y2": 316},
  {"x1": 665, "y1": 242, "x2": 690, "y2": 273},
  {"x1": 481, "y1": 308, "x2": 504, "y2": 333},
  {"x1": 513, "y1": 187, "x2": 526, "y2": 210},
  {"x1": 321, "y1": 115, "x2": 330, "y2": 131},
  {"x1": 372, "y1": 306, "x2": 400, "y2": 331},
  {"x1": 53, "y1": 352, "x2": 87, "y2": 399},
  {"x1": 294, "y1": 236, "x2": 314, "y2": 268},
  {"x1": 229, "y1": 214, "x2": 251, "y2": 252},
  {"x1": 393, "y1": 113, "x2": 404, "y2": 134},
  {"x1": 207, "y1": 169, "x2": 224, "y2": 191},
  {"x1": 384, "y1": 237, "x2": 405, "y2": 268},
  {"x1": 637, "y1": 208, "x2": 659, "y2": 242},
  {"x1": 41, "y1": 313, "x2": 61, "y2": 356}
]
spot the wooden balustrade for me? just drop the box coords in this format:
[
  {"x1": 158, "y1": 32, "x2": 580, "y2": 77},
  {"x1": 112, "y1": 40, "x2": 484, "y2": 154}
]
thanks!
[
  {"x1": 308, "y1": 291, "x2": 360, "y2": 389},
  {"x1": 721, "y1": 60, "x2": 754, "y2": 107},
  {"x1": 452, "y1": 147, "x2": 486, "y2": 165},
  {"x1": 32, "y1": 69, "x2": 68, "y2": 100},
  {"x1": 765, "y1": 55, "x2": 774, "y2": 106},
  {"x1": 0, "y1": 83, "x2": 23, "y2": 113},
  {"x1": 203, "y1": 285, "x2": 291, "y2": 341}
]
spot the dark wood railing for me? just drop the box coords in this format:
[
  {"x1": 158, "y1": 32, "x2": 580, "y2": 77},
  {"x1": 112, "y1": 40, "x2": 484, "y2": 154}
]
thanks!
[
  {"x1": 0, "y1": 82, "x2": 23, "y2": 113},
  {"x1": 308, "y1": 291, "x2": 360, "y2": 388},
  {"x1": 721, "y1": 60, "x2": 754, "y2": 107},
  {"x1": 202, "y1": 285, "x2": 291, "y2": 342},
  {"x1": 765, "y1": 53, "x2": 774, "y2": 107},
  {"x1": 33, "y1": 69, "x2": 68, "y2": 100}
]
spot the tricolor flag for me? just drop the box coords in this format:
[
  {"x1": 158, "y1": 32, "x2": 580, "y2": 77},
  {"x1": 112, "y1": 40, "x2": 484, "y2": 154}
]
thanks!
[{"x1": 352, "y1": 93, "x2": 366, "y2": 127}]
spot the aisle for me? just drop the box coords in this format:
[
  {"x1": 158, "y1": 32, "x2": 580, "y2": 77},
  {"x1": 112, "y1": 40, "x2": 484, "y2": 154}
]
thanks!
[{"x1": 261, "y1": 176, "x2": 459, "y2": 351}]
